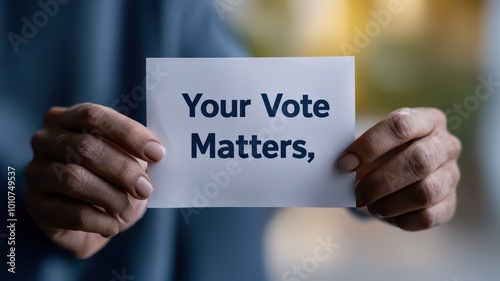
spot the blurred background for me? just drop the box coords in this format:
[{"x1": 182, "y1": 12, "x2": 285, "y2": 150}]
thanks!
[{"x1": 223, "y1": 0, "x2": 499, "y2": 280}]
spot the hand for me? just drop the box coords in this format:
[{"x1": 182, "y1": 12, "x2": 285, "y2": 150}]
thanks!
[
  {"x1": 338, "y1": 108, "x2": 462, "y2": 231},
  {"x1": 25, "y1": 103, "x2": 165, "y2": 258}
]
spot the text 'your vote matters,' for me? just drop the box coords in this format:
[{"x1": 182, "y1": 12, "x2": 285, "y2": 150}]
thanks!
[{"x1": 183, "y1": 93, "x2": 331, "y2": 163}]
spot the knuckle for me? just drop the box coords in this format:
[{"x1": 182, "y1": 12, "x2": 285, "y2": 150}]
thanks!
[
  {"x1": 366, "y1": 175, "x2": 382, "y2": 189},
  {"x1": 115, "y1": 158, "x2": 136, "y2": 179},
  {"x1": 408, "y1": 146, "x2": 433, "y2": 178},
  {"x1": 384, "y1": 169, "x2": 404, "y2": 187},
  {"x1": 438, "y1": 128, "x2": 461, "y2": 154},
  {"x1": 121, "y1": 123, "x2": 137, "y2": 137},
  {"x1": 418, "y1": 209, "x2": 436, "y2": 229},
  {"x1": 398, "y1": 210, "x2": 437, "y2": 231},
  {"x1": 107, "y1": 223, "x2": 120, "y2": 237},
  {"x1": 416, "y1": 177, "x2": 440, "y2": 207},
  {"x1": 61, "y1": 166, "x2": 88, "y2": 194},
  {"x1": 72, "y1": 209, "x2": 119, "y2": 236},
  {"x1": 43, "y1": 106, "x2": 59, "y2": 125},
  {"x1": 79, "y1": 103, "x2": 103, "y2": 128},
  {"x1": 387, "y1": 109, "x2": 416, "y2": 142},
  {"x1": 75, "y1": 135, "x2": 105, "y2": 162},
  {"x1": 362, "y1": 175, "x2": 386, "y2": 199},
  {"x1": 359, "y1": 135, "x2": 382, "y2": 160},
  {"x1": 73, "y1": 209, "x2": 93, "y2": 230},
  {"x1": 431, "y1": 108, "x2": 447, "y2": 125},
  {"x1": 31, "y1": 130, "x2": 45, "y2": 151},
  {"x1": 106, "y1": 229, "x2": 119, "y2": 238},
  {"x1": 119, "y1": 122, "x2": 143, "y2": 143},
  {"x1": 105, "y1": 191, "x2": 129, "y2": 215}
]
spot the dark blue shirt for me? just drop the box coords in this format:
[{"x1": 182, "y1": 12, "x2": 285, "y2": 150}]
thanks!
[{"x1": 1, "y1": 1, "x2": 270, "y2": 280}]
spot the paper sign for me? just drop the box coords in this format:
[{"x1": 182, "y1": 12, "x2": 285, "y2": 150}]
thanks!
[{"x1": 146, "y1": 57, "x2": 355, "y2": 208}]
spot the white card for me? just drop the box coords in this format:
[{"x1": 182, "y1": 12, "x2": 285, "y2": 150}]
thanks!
[{"x1": 146, "y1": 57, "x2": 355, "y2": 208}]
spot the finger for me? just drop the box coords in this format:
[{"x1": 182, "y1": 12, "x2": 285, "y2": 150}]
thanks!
[
  {"x1": 367, "y1": 162, "x2": 460, "y2": 218},
  {"x1": 58, "y1": 103, "x2": 165, "y2": 162},
  {"x1": 28, "y1": 190, "x2": 120, "y2": 237},
  {"x1": 46, "y1": 131, "x2": 153, "y2": 200},
  {"x1": 356, "y1": 131, "x2": 458, "y2": 207},
  {"x1": 39, "y1": 163, "x2": 136, "y2": 224},
  {"x1": 393, "y1": 191, "x2": 457, "y2": 231},
  {"x1": 118, "y1": 195, "x2": 148, "y2": 233},
  {"x1": 355, "y1": 146, "x2": 401, "y2": 182},
  {"x1": 338, "y1": 108, "x2": 446, "y2": 172},
  {"x1": 43, "y1": 106, "x2": 67, "y2": 128},
  {"x1": 30, "y1": 128, "x2": 59, "y2": 160},
  {"x1": 43, "y1": 229, "x2": 111, "y2": 259}
]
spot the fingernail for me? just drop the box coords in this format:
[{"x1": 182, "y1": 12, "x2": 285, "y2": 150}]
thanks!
[
  {"x1": 144, "y1": 141, "x2": 165, "y2": 162},
  {"x1": 136, "y1": 176, "x2": 153, "y2": 198},
  {"x1": 119, "y1": 204, "x2": 135, "y2": 223},
  {"x1": 338, "y1": 153, "x2": 360, "y2": 172}
]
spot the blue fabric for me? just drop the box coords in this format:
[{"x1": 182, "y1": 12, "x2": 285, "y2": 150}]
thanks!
[{"x1": 0, "y1": 1, "x2": 271, "y2": 280}]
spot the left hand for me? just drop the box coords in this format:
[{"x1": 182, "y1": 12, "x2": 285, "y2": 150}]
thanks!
[{"x1": 338, "y1": 107, "x2": 462, "y2": 231}]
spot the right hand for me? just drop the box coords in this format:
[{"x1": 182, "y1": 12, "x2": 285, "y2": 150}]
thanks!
[{"x1": 25, "y1": 103, "x2": 165, "y2": 258}]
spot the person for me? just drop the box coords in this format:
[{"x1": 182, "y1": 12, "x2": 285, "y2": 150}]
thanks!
[{"x1": 1, "y1": 1, "x2": 461, "y2": 280}]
